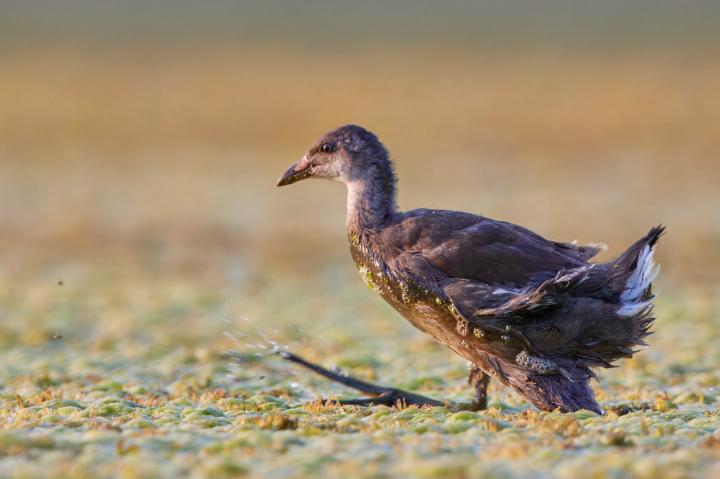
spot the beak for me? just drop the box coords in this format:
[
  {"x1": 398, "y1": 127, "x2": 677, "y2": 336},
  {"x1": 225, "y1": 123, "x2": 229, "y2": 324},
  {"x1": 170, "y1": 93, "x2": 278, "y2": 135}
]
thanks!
[{"x1": 276, "y1": 157, "x2": 312, "y2": 187}]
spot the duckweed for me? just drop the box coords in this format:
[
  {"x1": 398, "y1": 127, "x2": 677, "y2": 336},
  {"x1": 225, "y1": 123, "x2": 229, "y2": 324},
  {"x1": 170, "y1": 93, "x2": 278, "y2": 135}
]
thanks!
[{"x1": 0, "y1": 268, "x2": 718, "y2": 478}]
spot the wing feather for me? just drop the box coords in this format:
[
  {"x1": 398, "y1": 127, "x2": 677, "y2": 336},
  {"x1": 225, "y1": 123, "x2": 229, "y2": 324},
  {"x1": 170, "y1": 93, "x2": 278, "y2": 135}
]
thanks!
[{"x1": 383, "y1": 210, "x2": 589, "y2": 287}]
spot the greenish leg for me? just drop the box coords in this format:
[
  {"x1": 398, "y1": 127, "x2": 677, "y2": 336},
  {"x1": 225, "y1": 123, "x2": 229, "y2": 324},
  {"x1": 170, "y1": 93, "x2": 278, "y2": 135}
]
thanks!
[
  {"x1": 468, "y1": 365, "x2": 490, "y2": 410},
  {"x1": 278, "y1": 351, "x2": 446, "y2": 408}
]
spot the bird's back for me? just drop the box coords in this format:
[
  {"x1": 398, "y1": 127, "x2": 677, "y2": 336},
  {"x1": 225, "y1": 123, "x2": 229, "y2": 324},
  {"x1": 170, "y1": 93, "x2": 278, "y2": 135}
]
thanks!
[{"x1": 378, "y1": 209, "x2": 595, "y2": 287}]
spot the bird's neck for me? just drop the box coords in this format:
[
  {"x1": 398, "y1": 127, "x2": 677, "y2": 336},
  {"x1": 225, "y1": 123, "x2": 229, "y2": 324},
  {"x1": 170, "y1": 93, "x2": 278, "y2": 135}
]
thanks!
[{"x1": 345, "y1": 162, "x2": 397, "y2": 235}]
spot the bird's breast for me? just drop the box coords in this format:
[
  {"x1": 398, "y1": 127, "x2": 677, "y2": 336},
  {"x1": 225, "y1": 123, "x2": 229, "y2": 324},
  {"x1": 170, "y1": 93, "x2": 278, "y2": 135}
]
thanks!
[
  {"x1": 347, "y1": 240, "x2": 515, "y2": 369},
  {"x1": 349, "y1": 242, "x2": 454, "y2": 334}
]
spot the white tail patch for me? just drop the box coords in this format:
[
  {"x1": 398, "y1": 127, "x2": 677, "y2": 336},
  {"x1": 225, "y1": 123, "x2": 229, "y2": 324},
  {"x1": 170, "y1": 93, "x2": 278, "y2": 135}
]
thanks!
[
  {"x1": 617, "y1": 245, "x2": 660, "y2": 316},
  {"x1": 617, "y1": 300, "x2": 652, "y2": 317}
]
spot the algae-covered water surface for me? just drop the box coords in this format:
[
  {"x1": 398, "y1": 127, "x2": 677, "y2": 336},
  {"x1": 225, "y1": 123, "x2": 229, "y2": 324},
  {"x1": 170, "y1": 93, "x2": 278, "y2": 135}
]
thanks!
[{"x1": 1, "y1": 248, "x2": 719, "y2": 478}]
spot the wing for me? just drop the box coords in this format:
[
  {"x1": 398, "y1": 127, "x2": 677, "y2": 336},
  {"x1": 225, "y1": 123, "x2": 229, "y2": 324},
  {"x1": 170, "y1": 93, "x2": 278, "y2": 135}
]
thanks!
[
  {"x1": 382, "y1": 210, "x2": 590, "y2": 287},
  {"x1": 382, "y1": 211, "x2": 597, "y2": 368}
]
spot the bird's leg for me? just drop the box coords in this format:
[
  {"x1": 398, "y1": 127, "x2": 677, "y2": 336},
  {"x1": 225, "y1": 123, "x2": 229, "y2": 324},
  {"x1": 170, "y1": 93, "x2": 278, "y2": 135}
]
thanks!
[
  {"x1": 278, "y1": 351, "x2": 446, "y2": 407},
  {"x1": 467, "y1": 364, "x2": 490, "y2": 410}
]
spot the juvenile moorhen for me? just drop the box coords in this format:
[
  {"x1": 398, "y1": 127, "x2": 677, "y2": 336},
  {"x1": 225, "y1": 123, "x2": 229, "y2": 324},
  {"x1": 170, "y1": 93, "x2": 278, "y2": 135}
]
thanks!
[{"x1": 276, "y1": 125, "x2": 664, "y2": 414}]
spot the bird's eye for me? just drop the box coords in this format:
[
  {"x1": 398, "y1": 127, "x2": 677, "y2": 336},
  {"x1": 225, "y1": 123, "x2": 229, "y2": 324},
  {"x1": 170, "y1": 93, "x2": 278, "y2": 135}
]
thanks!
[{"x1": 320, "y1": 143, "x2": 335, "y2": 153}]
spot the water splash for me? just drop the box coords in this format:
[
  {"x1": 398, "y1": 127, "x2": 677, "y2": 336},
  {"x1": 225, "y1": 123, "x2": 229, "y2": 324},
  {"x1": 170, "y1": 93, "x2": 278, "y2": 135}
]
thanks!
[{"x1": 222, "y1": 316, "x2": 317, "y2": 400}]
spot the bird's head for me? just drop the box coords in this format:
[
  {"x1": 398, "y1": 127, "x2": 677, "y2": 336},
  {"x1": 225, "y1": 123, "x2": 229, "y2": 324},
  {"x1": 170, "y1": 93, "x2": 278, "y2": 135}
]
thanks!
[{"x1": 276, "y1": 124, "x2": 389, "y2": 187}]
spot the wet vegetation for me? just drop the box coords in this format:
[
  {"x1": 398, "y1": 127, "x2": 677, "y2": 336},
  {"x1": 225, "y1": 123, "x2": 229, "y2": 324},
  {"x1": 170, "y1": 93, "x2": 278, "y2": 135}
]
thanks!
[{"x1": 1, "y1": 261, "x2": 718, "y2": 477}]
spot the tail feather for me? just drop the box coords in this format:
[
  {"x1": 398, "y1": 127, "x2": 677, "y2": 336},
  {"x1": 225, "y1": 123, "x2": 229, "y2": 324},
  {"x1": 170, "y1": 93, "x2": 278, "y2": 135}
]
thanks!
[
  {"x1": 615, "y1": 225, "x2": 665, "y2": 316},
  {"x1": 480, "y1": 226, "x2": 665, "y2": 415},
  {"x1": 563, "y1": 225, "x2": 664, "y2": 367},
  {"x1": 611, "y1": 226, "x2": 664, "y2": 282}
]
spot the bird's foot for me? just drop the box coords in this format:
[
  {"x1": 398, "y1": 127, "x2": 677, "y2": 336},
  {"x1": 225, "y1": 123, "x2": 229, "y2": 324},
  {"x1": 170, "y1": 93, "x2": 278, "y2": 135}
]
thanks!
[
  {"x1": 332, "y1": 390, "x2": 444, "y2": 408},
  {"x1": 278, "y1": 351, "x2": 446, "y2": 408}
]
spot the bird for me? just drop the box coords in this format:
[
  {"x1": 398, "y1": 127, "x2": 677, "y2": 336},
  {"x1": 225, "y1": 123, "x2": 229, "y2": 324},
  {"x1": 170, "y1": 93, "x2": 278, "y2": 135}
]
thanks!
[{"x1": 276, "y1": 124, "x2": 664, "y2": 414}]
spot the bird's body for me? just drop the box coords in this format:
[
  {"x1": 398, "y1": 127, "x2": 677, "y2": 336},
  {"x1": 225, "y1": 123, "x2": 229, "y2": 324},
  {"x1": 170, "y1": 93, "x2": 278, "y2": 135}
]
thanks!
[
  {"x1": 348, "y1": 208, "x2": 661, "y2": 414},
  {"x1": 278, "y1": 124, "x2": 664, "y2": 414}
]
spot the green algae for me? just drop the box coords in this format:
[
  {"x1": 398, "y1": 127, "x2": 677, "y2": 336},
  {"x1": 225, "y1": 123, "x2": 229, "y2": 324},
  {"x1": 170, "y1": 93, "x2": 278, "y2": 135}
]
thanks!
[
  {"x1": 0, "y1": 273, "x2": 718, "y2": 479},
  {"x1": 197, "y1": 406, "x2": 225, "y2": 417},
  {"x1": 357, "y1": 266, "x2": 377, "y2": 291}
]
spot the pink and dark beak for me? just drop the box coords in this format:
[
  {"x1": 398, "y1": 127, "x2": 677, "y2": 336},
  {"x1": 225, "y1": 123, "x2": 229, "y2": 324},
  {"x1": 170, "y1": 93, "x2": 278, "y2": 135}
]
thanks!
[{"x1": 276, "y1": 157, "x2": 312, "y2": 186}]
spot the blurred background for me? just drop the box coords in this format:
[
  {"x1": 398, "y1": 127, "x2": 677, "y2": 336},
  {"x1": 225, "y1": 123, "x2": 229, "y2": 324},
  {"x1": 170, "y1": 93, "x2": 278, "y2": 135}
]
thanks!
[
  {"x1": 1, "y1": 2, "x2": 719, "y2": 476},
  {"x1": 0, "y1": 0, "x2": 718, "y2": 357}
]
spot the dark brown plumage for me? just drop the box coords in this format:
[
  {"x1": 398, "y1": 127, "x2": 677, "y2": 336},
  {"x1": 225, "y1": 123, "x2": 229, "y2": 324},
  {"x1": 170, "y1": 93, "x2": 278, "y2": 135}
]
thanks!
[{"x1": 277, "y1": 124, "x2": 664, "y2": 414}]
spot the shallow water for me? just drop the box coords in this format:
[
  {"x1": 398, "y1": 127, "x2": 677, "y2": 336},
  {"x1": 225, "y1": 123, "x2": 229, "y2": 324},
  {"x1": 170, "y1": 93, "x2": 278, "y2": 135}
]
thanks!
[{"x1": 0, "y1": 259, "x2": 718, "y2": 478}]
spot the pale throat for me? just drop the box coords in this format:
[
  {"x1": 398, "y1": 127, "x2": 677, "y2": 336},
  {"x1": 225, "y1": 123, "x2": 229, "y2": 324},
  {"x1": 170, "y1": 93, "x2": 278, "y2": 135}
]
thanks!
[{"x1": 345, "y1": 172, "x2": 397, "y2": 233}]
